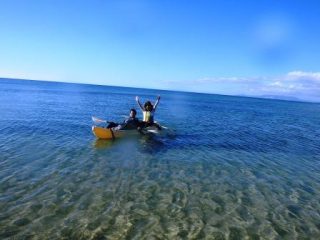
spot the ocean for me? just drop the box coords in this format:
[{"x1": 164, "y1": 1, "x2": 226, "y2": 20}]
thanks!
[{"x1": 0, "y1": 78, "x2": 320, "y2": 239}]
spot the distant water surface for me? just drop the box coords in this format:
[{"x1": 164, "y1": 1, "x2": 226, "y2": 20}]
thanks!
[{"x1": 0, "y1": 78, "x2": 320, "y2": 239}]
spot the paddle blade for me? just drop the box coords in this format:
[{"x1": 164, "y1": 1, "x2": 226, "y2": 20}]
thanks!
[{"x1": 92, "y1": 116, "x2": 107, "y2": 123}]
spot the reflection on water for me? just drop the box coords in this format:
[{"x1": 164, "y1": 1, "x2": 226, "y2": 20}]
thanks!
[
  {"x1": 0, "y1": 79, "x2": 320, "y2": 239},
  {"x1": 93, "y1": 139, "x2": 115, "y2": 149}
]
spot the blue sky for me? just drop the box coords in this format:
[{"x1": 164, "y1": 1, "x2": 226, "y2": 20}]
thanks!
[{"x1": 1, "y1": 0, "x2": 320, "y2": 101}]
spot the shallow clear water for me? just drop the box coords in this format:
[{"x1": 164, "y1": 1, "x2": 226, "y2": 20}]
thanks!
[{"x1": 0, "y1": 78, "x2": 320, "y2": 239}]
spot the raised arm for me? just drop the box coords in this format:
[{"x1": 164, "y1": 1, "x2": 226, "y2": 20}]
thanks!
[
  {"x1": 135, "y1": 96, "x2": 144, "y2": 111},
  {"x1": 153, "y1": 95, "x2": 161, "y2": 111}
]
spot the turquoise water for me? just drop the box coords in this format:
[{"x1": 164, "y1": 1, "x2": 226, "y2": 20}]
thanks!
[{"x1": 0, "y1": 78, "x2": 320, "y2": 239}]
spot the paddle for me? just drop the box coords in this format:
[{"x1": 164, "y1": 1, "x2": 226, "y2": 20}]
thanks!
[
  {"x1": 154, "y1": 121, "x2": 168, "y2": 129},
  {"x1": 92, "y1": 116, "x2": 108, "y2": 123}
]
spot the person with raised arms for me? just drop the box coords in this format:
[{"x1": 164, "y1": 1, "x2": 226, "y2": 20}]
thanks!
[{"x1": 135, "y1": 95, "x2": 161, "y2": 130}]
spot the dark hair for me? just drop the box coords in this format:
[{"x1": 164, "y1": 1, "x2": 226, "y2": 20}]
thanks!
[
  {"x1": 144, "y1": 101, "x2": 153, "y2": 111},
  {"x1": 130, "y1": 108, "x2": 137, "y2": 115}
]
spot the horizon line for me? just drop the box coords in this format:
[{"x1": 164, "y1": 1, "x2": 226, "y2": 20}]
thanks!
[{"x1": 0, "y1": 76, "x2": 318, "y2": 104}]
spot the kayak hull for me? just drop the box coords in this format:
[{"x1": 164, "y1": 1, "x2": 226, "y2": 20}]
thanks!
[
  {"x1": 92, "y1": 125, "x2": 161, "y2": 139},
  {"x1": 92, "y1": 126, "x2": 125, "y2": 139}
]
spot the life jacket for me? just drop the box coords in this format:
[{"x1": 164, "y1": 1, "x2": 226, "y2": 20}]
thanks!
[{"x1": 143, "y1": 111, "x2": 154, "y2": 123}]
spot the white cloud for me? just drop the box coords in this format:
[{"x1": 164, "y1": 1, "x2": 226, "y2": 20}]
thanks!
[
  {"x1": 286, "y1": 71, "x2": 320, "y2": 80},
  {"x1": 166, "y1": 71, "x2": 320, "y2": 102},
  {"x1": 248, "y1": 71, "x2": 320, "y2": 101},
  {"x1": 269, "y1": 81, "x2": 282, "y2": 87},
  {"x1": 268, "y1": 71, "x2": 320, "y2": 94}
]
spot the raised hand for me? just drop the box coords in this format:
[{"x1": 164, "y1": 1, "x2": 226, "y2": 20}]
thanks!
[{"x1": 136, "y1": 96, "x2": 144, "y2": 110}]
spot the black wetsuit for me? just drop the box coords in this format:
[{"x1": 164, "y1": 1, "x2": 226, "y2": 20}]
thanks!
[
  {"x1": 107, "y1": 117, "x2": 140, "y2": 130},
  {"x1": 121, "y1": 117, "x2": 140, "y2": 130}
]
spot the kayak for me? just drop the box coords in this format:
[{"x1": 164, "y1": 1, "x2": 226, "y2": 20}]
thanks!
[
  {"x1": 92, "y1": 125, "x2": 161, "y2": 140},
  {"x1": 92, "y1": 126, "x2": 125, "y2": 139},
  {"x1": 91, "y1": 116, "x2": 164, "y2": 140}
]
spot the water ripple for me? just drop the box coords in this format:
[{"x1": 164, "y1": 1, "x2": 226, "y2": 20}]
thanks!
[{"x1": 1, "y1": 79, "x2": 320, "y2": 239}]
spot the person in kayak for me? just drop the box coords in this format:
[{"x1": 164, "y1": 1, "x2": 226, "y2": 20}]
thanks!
[
  {"x1": 135, "y1": 95, "x2": 161, "y2": 130},
  {"x1": 106, "y1": 109, "x2": 140, "y2": 130}
]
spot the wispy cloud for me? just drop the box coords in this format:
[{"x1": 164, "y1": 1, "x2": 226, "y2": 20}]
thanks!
[
  {"x1": 165, "y1": 71, "x2": 320, "y2": 102},
  {"x1": 259, "y1": 71, "x2": 320, "y2": 98}
]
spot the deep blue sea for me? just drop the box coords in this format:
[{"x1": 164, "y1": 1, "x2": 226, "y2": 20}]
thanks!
[{"x1": 0, "y1": 78, "x2": 320, "y2": 239}]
